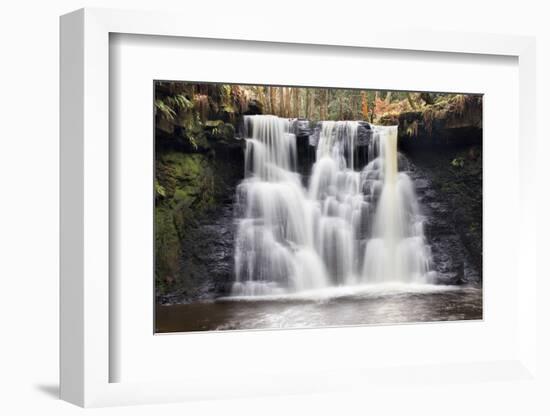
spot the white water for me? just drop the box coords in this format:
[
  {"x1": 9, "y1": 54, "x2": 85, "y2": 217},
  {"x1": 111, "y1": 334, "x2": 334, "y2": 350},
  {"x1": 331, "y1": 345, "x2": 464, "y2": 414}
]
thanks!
[
  {"x1": 232, "y1": 115, "x2": 434, "y2": 296},
  {"x1": 225, "y1": 282, "x2": 459, "y2": 303}
]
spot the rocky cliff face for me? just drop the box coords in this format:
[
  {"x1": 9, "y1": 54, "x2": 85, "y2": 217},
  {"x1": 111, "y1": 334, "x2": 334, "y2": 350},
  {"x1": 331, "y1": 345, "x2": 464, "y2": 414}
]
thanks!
[
  {"x1": 407, "y1": 145, "x2": 483, "y2": 284},
  {"x1": 156, "y1": 108, "x2": 482, "y2": 304},
  {"x1": 155, "y1": 134, "x2": 244, "y2": 304}
]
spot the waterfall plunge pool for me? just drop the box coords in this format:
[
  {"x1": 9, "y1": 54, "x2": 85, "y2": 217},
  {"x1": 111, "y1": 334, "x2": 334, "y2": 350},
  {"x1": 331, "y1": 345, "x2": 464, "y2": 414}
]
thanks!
[{"x1": 155, "y1": 284, "x2": 482, "y2": 333}]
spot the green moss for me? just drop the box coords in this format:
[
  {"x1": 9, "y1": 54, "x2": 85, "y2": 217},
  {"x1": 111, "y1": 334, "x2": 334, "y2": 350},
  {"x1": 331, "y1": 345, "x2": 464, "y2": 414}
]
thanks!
[
  {"x1": 155, "y1": 205, "x2": 180, "y2": 293},
  {"x1": 154, "y1": 150, "x2": 222, "y2": 296},
  {"x1": 163, "y1": 153, "x2": 202, "y2": 178},
  {"x1": 173, "y1": 188, "x2": 196, "y2": 207}
]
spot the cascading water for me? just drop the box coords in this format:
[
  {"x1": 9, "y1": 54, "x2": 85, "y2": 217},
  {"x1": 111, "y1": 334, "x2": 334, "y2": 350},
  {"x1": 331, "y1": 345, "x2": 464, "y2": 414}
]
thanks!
[
  {"x1": 232, "y1": 115, "x2": 434, "y2": 296},
  {"x1": 362, "y1": 126, "x2": 434, "y2": 283}
]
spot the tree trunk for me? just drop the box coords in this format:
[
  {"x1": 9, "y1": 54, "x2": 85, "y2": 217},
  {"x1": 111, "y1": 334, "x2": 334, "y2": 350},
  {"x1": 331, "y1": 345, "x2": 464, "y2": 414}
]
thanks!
[
  {"x1": 278, "y1": 87, "x2": 284, "y2": 116},
  {"x1": 351, "y1": 94, "x2": 359, "y2": 120},
  {"x1": 285, "y1": 88, "x2": 292, "y2": 118},
  {"x1": 310, "y1": 90, "x2": 315, "y2": 119},
  {"x1": 323, "y1": 89, "x2": 329, "y2": 120},
  {"x1": 293, "y1": 88, "x2": 301, "y2": 118},
  {"x1": 269, "y1": 87, "x2": 276, "y2": 115},
  {"x1": 319, "y1": 90, "x2": 324, "y2": 120},
  {"x1": 305, "y1": 89, "x2": 310, "y2": 119},
  {"x1": 406, "y1": 92, "x2": 417, "y2": 109},
  {"x1": 258, "y1": 86, "x2": 266, "y2": 113},
  {"x1": 318, "y1": 90, "x2": 324, "y2": 120},
  {"x1": 361, "y1": 91, "x2": 368, "y2": 120},
  {"x1": 371, "y1": 91, "x2": 379, "y2": 122}
]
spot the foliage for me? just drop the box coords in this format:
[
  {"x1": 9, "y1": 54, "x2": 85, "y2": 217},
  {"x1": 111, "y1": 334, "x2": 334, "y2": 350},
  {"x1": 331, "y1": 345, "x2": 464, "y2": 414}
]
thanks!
[
  {"x1": 405, "y1": 120, "x2": 419, "y2": 137},
  {"x1": 167, "y1": 94, "x2": 194, "y2": 111},
  {"x1": 204, "y1": 120, "x2": 224, "y2": 128},
  {"x1": 421, "y1": 94, "x2": 480, "y2": 136},
  {"x1": 155, "y1": 81, "x2": 257, "y2": 149},
  {"x1": 155, "y1": 81, "x2": 481, "y2": 146},
  {"x1": 155, "y1": 180, "x2": 166, "y2": 198},
  {"x1": 361, "y1": 92, "x2": 369, "y2": 120},
  {"x1": 154, "y1": 99, "x2": 177, "y2": 120},
  {"x1": 451, "y1": 157, "x2": 465, "y2": 168}
]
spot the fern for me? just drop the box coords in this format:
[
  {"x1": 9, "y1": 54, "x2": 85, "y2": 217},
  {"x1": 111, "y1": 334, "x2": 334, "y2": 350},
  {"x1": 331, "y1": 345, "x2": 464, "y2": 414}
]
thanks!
[
  {"x1": 155, "y1": 180, "x2": 166, "y2": 198},
  {"x1": 205, "y1": 120, "x2": 224, "y2": 128},
  {"x1": 405, "y1": 120, "x2": 419, "y2": 137},
  {"x1": 155, "y1": 99, "x2": 176, "y2": 120},
  {"x1": 167, "y1": 94, "x2": 193, "y2": 111},
  {"x1": 182, "y1": 114, "x2": 202, "y2": 150},
  {"x1": 451, "y1": 157, "x2": 465, "y2": 168}
]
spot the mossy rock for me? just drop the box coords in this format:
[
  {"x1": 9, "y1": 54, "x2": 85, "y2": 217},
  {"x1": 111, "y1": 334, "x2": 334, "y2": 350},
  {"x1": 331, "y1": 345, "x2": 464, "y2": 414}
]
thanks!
[
  {"x1": 155, "y1": 150, "x2": 223, "y2": 297},
  {"x1": 163, "y1": 153, "x2": 204, "y2": 179},
  {"x1": 155, "y1": 205, "x2": 180, "y2": 292}
]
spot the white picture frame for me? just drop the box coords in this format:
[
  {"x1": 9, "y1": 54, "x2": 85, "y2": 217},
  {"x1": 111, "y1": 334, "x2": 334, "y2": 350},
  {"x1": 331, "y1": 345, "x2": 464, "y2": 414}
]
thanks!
[{"x1": 60, "y1": 8, "x2": 539, "y2": 408}]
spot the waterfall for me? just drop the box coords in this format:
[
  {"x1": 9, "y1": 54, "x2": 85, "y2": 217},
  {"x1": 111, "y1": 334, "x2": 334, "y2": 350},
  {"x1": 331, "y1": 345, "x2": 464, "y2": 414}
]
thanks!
[
  {"x1": 232, "y1": 115, "x2": 434, "y2": 297},
  {"x1": 362, "y1": 127, "x2": 434, "y2": 283}
]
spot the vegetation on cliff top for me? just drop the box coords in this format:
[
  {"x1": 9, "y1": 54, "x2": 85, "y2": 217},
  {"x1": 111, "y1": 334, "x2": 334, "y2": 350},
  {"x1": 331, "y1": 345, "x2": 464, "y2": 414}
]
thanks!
[
  {"x1": 379, "y1": 94, "x2": 482, "y2": 139},
  {"x1": 155, "y1": 81, "x2": 481, "y2": 149}
]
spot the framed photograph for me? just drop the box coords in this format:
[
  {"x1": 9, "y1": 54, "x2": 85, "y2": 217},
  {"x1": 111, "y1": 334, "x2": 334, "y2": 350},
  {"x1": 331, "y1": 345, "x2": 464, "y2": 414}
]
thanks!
[{"x1": 60, "y1": 8, "x2": 540, "y2": 408}]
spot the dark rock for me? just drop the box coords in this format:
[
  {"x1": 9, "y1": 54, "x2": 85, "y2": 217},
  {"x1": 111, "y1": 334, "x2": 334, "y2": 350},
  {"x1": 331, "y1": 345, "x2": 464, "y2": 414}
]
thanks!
[
  {"x1": 356, "y1": 121, "x2": 373, "y2": 146},
  {"x1": 174, "y1": 203, "x2": 237, "y2": 303},
  {"x1": 290, "y1": 118, "x2": 313, "y2": 138},
  {"x1": 310, "y1": 124, "x2": 320, "y2": 146},
  {"x1": 156, "y1": 138, "x2": 245, "y2": 304},
  {"x1": 244, "y1": 99, "x2": 263, "y2": 115},
  {"x1": 405, "y1": 146, "x2": 482, "y2": 284},
  {"x1": 415, "y1": 179, "x2": 430, "y2": 190}
]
